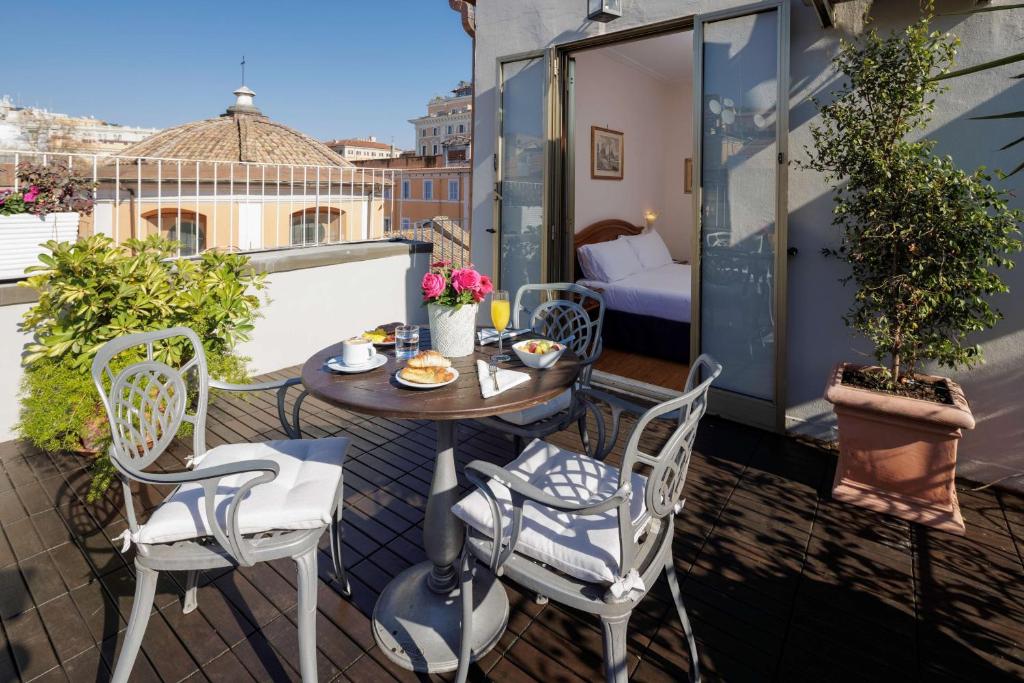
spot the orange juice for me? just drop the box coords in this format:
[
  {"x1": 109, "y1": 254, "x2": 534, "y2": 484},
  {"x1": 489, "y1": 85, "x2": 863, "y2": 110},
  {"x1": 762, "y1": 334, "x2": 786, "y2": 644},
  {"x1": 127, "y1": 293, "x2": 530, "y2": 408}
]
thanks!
[{"x1": 490, "y1": 299, "x2": 511, "y2": 332}]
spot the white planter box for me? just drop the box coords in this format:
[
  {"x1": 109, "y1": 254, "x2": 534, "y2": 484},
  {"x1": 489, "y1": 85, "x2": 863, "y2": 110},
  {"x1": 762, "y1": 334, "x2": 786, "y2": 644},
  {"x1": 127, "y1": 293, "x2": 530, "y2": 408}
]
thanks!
[{"x1": 0, "y1": 212, "x2": 79, "y2": 280}]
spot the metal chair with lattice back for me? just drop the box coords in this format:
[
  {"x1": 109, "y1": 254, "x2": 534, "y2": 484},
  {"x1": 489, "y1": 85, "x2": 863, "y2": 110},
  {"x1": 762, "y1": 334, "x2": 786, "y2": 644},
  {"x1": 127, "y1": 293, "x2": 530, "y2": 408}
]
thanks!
[
  {"x1": 91, "y1": 327, "x2": 350, "y2": 683},
  {"x1": 474, "y1": 282, "x2": 607, "y2": 456},
  {"x1": 452, "y1": 354, "x2": 722, "y2": 683}
]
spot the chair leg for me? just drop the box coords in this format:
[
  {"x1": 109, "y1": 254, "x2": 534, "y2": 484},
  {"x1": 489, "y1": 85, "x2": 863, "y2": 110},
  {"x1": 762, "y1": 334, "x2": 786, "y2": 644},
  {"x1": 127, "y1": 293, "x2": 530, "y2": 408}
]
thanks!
[
  {"x1": 183, "y1": 570, "x2": 199, "y2": 614},
  {"x1": 111, "y1": 563, "x2": 158, "y2": 683},
  {"x1": 513, "y1": 435, "x2": 524, "y2": 455},
  {"x1": 295, "y1": 549, "x2": 319, "y2": 683},
  {"x1": 577, "y1": 414, "x2": 591, "y2": 454},
  {"x1": 330, "y1": 509, "x2": 351, "y2": 597},
  {"x1": 600, "y1": 611, "x2": 631, "y2": 683},
  {"x1": 664, "y1": 558, "x2": 701, "y2": 683},
  {"x1": 454, "y1": 548, "x2": 474, "y2": 683}
]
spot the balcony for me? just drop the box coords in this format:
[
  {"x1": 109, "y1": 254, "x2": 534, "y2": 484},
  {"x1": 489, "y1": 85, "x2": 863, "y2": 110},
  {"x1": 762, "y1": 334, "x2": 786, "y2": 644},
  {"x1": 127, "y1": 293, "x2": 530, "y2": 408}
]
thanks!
[{"x1": 0, "y1": 379, "x2": 1021, "y2": 681}]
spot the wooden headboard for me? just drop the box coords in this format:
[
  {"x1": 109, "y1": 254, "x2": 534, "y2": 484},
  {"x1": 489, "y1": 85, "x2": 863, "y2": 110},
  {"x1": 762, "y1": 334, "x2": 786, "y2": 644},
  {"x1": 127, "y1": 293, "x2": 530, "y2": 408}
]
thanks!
[{"x1": 573, "y1": 219, "x2": 644, "y2": 279}]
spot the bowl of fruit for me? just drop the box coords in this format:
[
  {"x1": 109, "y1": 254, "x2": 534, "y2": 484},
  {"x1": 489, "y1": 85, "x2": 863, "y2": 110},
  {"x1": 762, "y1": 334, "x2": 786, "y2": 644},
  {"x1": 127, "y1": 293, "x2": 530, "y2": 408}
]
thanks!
[{"x1": 512, "y1": 339, "x2": 565, "y2": 369}]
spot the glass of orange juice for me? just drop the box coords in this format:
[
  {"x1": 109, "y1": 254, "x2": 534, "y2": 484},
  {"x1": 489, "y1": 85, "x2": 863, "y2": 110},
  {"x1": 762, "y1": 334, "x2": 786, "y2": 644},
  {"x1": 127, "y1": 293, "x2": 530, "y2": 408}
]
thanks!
[{"x1": 491, "y1": 290, "x2": 511, "y2": 362}]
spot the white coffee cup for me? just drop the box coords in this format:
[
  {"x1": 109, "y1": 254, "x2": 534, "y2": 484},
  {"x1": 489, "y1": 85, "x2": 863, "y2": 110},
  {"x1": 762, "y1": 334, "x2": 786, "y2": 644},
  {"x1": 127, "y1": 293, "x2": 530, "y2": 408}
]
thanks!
[{"x1": 342, "y1": 337, "x2": 374, "y2": 366}]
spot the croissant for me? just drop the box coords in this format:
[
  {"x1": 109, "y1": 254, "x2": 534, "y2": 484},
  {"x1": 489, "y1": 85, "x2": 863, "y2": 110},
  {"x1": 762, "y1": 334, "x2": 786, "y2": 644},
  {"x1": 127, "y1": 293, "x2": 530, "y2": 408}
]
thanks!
[
  {"x1": 400, "y1": 366, "x2": 455, "y2": 384},
  {"x1": 406, "y1": 350, "x2": 452, "y2": 369}
]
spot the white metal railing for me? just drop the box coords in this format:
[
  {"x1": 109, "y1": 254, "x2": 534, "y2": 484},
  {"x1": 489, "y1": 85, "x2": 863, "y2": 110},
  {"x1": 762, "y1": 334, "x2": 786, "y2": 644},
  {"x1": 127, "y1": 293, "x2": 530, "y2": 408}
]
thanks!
[{"x1": 0, "y1": 149, "x2": 470, "y2": 262}]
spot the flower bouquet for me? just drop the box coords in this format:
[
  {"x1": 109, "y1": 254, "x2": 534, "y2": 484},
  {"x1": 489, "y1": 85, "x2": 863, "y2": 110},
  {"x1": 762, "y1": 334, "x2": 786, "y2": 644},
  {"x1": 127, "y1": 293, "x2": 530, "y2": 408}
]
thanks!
[{"x1": 421, "y1": 261, "x2": 493, "y2": 357}]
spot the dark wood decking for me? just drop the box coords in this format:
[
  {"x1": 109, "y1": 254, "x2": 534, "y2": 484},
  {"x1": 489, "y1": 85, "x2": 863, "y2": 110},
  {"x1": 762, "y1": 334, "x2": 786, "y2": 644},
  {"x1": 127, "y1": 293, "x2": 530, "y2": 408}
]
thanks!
[{"x1": 1, "y1": 366, "x2": 1023, "y2": 682}]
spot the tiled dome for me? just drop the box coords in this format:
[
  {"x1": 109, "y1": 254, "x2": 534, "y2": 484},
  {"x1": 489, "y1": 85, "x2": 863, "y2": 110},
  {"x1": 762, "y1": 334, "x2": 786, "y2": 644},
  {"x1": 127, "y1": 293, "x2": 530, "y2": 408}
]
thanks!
[{"x1": 119, "y1": 87, "x2": 351, "y2": 167}]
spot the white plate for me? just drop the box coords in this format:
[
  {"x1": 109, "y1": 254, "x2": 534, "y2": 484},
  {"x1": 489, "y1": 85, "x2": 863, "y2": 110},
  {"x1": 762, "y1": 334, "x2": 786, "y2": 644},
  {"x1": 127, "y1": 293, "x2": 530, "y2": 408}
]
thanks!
[
  {"x1": 325, "y1": 353, "x2": 388, "y2": 374},
  {"x1": 395, "y1": 367, "x2": 460, "y2": 389}
]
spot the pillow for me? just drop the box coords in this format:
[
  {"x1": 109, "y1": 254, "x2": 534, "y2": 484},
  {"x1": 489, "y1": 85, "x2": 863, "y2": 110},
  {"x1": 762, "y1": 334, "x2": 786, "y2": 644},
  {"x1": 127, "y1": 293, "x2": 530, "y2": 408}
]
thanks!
[
  {"x1": 623, "y1": 230, "x2": 673, "y2": 269},
  {"x1": 581, "y1": 238, "x2": 642, "y2": 282},
  {"x1": 576, "y1": 245, "x2": 601, "y2": 281}
]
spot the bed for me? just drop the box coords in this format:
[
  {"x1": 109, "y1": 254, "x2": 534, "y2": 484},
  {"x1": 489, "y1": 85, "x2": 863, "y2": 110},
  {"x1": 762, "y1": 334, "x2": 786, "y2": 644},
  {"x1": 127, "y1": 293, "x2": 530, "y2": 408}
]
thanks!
[{"x1": 574, "y1": 219, "x2": 691, "y2": 363}]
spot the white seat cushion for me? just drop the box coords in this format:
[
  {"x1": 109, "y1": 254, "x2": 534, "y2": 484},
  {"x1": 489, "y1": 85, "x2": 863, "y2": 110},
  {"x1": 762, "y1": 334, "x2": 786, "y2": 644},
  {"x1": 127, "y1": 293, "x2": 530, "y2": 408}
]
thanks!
[
  {"x1": 137, "y1": 437, "x2": 348, "y2": 545},
  {"x1": 452, "y1": 439, "x2": 649, "y2": 585},
  {"x1": 497, "y1": 389, "x2": 572, "y2": 426}
]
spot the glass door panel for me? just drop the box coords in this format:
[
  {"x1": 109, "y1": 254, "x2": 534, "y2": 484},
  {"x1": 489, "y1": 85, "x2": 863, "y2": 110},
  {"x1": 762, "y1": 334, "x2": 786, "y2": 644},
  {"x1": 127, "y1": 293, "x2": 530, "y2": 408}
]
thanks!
[
  {"x1": 498, "y1": 56, "x2": 548, "y2": 298},
  {"x1": 696, "y1": 6, "x2": 783, "y2": 406}
]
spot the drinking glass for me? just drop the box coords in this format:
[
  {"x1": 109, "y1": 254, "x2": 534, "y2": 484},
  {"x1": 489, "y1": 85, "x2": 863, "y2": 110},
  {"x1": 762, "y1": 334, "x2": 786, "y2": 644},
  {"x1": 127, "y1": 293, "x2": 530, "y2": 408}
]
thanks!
[
  {"x1": 395, "y1": 324, "x2": 420, "y2": 360},
  {"x1": 491, "y1": 290, "x2": 511, "y2": 362}
]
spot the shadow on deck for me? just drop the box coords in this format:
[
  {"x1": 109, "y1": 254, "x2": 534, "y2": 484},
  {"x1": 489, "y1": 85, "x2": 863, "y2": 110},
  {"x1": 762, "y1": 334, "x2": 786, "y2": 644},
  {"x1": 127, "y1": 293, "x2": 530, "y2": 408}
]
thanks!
[{"x1": 0, "y1": 366, "x2": 1022, "y2": 682}]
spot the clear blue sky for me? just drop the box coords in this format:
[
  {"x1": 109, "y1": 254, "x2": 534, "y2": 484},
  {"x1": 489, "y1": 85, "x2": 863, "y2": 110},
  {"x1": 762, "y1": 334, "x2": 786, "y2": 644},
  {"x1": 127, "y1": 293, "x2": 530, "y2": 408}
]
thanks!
[{"x1": 4, "y1": 1, "x2": 471, "y2": 149}]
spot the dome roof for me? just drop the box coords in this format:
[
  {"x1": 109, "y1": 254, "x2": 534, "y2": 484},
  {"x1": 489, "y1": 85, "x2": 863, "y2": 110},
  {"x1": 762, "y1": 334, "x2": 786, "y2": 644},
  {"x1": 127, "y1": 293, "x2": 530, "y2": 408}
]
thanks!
[{"x1": 119, "y1": 87, "x2": 351, "y2": 167}]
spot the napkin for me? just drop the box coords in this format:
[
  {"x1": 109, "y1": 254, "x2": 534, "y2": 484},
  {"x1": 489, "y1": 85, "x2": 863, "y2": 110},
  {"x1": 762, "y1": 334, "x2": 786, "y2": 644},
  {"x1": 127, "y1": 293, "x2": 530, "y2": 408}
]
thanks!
[
  {"x1": 477, "y1": 328, "x2": 530, "y2": 346},
  {"x1": 476, "y1": 360, "x2": 530, "y2": 398}
]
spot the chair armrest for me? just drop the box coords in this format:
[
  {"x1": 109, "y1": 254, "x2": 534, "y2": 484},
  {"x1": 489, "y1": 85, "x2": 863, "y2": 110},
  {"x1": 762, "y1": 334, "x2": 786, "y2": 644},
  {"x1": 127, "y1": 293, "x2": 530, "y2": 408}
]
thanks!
[
  {"x1": 128, "y1": 460, "x2": 280, "y2": 566},
  {"x1": 463, "y1": 459, "x2": 630, "y2": 574},
  {"x1": 580, "y1": 388, "x2": 679, "y2": 460},
  {"x1": 209, "y1": 377, "x2": 307, "y2": 439}
]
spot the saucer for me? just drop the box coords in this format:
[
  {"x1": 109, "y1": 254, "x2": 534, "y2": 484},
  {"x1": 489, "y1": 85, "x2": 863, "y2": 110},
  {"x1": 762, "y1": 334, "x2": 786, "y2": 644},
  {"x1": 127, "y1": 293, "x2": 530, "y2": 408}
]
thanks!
[{"x1": 325, "y1": 353, "x2": 387, "y2": 374}]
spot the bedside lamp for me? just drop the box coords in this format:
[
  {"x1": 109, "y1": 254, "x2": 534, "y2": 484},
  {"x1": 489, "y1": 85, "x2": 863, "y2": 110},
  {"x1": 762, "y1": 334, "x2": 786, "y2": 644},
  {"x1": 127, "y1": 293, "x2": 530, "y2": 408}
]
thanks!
[{"x1": 643, "y1": 210, "x2": 659, "y2": 231}]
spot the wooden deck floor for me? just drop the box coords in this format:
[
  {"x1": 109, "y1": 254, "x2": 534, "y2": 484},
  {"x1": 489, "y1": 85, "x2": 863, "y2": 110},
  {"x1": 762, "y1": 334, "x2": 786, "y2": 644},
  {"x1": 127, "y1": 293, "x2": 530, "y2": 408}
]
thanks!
[{"x1": 1, "y1": 365, "x2": 1023, "y2": 682}]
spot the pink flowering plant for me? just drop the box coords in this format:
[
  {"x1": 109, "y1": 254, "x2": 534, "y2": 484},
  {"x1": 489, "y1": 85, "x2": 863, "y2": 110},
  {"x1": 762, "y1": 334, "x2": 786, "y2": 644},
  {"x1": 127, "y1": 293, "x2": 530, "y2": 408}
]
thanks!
[
  {"x1": 421, "y1": 260, "x2": 493, "y2": 307},
  {"x1": 0, "y1": 162, "x2": 95, "y2": 218}
]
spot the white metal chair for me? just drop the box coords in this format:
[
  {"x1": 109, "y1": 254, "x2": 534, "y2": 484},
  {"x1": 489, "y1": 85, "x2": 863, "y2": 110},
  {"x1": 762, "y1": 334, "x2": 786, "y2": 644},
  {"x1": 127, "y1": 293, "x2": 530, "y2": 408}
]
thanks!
[
  {"x1": 91, "y1": 327, "x2": 350, "y2": 683},
  {"x1": 453, "y1": 355, "x2": 722, "y2": 683},
  {"x1": 475, "y1": 282, "x2": 607, "y2": 457}
]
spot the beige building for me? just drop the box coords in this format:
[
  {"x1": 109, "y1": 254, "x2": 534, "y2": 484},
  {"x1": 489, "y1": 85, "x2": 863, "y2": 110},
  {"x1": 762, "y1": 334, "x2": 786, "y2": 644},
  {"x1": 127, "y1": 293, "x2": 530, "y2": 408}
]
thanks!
[
  {"x1": 0, "y1": 95, "x2": 160, "y2": 155},
  {"x1": 409, "y1": 81, "x2": 472, "y2": 158},
  {"x1": 325, "y1": 137, "x2": 403, "y2": 161},
  {"x1": 77, "y1": 87, "x2": 390, "y2": 255}
]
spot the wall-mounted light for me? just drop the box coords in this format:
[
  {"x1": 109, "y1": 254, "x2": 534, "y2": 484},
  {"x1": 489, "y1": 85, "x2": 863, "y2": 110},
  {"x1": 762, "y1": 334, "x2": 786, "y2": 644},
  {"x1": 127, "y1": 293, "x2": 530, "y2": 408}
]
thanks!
[
  {"x1": 589, "y1": 0, "x2": 622, "y2": 23},
  {"x1": 644, "y1": 210, "x2": 658, "y2": 229}
]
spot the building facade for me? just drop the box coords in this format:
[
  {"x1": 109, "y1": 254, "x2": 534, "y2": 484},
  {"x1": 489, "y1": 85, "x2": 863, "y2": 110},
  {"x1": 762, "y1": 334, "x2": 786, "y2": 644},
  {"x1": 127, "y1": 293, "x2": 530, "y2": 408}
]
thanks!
[
  {"x1": 455, "y1": 0, "x2": 1024, "y2": 488},
  {"x1": 409, "y1": 81, "x2": 473, "y2": 158},
  {"x1": 0, "y1": 95, "x2": 160, "y2": 155},
  {"x1": 324, "y1": 137, "x2": 404, "y2": 161},
  {"x1": 356, "y1": 153, "x2": 471, "y2": 265}
]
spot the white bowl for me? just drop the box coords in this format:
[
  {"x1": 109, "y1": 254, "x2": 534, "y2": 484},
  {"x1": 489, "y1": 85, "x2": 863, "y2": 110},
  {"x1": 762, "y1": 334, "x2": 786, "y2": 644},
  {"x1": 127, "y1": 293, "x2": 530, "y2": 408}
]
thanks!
[{"x1": 512, "y1": 340, "x2": 566, "y2": 369}]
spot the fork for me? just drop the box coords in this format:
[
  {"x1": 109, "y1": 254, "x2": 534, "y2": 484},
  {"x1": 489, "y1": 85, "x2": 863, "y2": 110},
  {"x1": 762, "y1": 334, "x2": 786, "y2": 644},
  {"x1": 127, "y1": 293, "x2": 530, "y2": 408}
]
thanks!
[{"x1": 489, "y1": 360, "x2": 500, "y2": 392}]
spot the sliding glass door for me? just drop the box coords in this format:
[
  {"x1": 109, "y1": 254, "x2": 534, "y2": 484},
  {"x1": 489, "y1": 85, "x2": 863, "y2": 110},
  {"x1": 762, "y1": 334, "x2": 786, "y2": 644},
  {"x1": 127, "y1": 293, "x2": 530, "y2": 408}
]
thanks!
[
  {"x1": 496, "y1": 55, "x2": 549, "y2": 296},
  {"x1": 693, "y1": 2, "x2": 789, "y2": 429}
]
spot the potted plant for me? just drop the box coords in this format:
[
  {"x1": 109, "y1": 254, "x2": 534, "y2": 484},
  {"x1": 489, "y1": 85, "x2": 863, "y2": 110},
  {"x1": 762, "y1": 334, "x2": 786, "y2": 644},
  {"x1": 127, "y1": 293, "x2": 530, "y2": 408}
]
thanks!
[
  {"x1": 421, "y1": 260, "x2": 492, "y2": 357},
  {"x1": 17, "y1": 234, "x2": 266, "y2": 501},
  {"x1": 804, "y1": 10, "x2": 1023, "y2": 534},
  {"x1": 0, "y1": 161, "x2": 94, "y2": 279}
]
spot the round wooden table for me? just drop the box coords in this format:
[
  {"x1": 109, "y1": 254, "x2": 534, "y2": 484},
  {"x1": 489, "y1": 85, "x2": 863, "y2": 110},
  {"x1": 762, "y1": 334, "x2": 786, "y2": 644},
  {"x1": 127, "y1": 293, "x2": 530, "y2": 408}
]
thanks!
[{"x1": 301, "y1": 333, "x2": 580, "y2": 673}]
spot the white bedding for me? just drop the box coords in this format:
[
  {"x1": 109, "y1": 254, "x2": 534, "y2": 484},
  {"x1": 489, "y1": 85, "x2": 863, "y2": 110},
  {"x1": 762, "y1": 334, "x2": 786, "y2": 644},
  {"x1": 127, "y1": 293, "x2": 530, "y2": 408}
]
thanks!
[{"x1": 579, "y1": 263, "x2": 692, "y2": 324}]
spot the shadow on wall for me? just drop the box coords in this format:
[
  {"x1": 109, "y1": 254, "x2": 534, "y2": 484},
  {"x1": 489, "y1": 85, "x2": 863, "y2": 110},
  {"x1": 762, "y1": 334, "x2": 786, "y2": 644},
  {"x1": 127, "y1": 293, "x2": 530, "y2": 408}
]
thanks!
[{"x1": 784, "y1": 2, "x2": 1024, "y2": 486}]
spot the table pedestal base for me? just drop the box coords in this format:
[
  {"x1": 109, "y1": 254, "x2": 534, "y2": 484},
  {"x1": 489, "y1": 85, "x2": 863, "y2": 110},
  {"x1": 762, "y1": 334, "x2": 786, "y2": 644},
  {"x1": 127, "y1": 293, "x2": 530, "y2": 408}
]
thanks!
[{"x1": 372, "y1": 560, "x2": 509, "y2": 673}]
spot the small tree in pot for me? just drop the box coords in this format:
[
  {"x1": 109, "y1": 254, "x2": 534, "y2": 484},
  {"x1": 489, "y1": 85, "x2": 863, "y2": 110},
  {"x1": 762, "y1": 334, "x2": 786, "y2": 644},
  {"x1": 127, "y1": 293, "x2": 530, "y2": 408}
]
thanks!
[{"x1": 804, "y1": 9, "x2": 1022, "y2": 534}]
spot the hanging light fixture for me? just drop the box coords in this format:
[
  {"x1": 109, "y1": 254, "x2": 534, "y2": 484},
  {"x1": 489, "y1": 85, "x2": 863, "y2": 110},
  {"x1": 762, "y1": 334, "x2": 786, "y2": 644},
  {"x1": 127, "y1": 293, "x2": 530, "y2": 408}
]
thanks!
[{"x1": 588, "y1": 0, "x2": 622, "y2": 22}]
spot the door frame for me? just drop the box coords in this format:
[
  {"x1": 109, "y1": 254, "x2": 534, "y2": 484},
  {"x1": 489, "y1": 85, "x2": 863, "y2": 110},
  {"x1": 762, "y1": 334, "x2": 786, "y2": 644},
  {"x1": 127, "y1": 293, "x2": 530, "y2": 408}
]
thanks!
[
  {"x1": 494, "y1": 2, "x2": 791, "y2": 432},
  {"x1": 692, "y1": 0, "x2": 790, "y2": 431}
]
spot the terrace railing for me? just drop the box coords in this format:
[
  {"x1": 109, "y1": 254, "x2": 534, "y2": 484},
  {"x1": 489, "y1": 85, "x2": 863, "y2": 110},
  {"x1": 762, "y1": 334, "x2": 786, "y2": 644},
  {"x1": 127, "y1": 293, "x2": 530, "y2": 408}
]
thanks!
[{"x1": 0, "y1": 149, "x2": 469, "y2": 264}]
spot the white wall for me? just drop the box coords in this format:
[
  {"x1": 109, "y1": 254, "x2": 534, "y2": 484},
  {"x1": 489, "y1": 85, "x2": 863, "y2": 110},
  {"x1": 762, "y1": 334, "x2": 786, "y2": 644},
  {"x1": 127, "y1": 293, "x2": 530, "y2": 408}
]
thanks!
[
  {"x1": 239, "y1": 252, "x2": 430, "y2": 374},
  {"x1": 572, "y1": 48, "x2": 694, "y2": 260},
  {"x1": 471, "y1": 0, "x2": 1024, "y2": 489},
  {"x1": 0, "y1": 247, "x2": 430, "y2": 441},
  {"x1": 0, "y1": 303, "x2": 32, "y2": 442}
]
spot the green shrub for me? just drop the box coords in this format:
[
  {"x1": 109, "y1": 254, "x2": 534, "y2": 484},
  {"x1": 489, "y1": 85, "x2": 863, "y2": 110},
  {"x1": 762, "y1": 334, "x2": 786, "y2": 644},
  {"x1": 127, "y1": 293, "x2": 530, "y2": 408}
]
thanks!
[
  {"x1": 17, "y1": 234, "x2": 266, "y2": 499},
  {"x1": 803, "y1": 9, "x2": 1023, "y2": 388}
]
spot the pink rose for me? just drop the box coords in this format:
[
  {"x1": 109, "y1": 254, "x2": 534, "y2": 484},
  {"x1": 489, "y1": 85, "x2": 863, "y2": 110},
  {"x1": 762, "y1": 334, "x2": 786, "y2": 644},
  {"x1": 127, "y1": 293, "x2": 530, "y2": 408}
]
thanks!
[
  {"x1": 451, "y1": 268, "x2": 482, "y2": 293},
  {"x1": 471, "y1": 289, "x2": 486, "y2": 303},
  {"x1": 421, "y1": 272, "x2": 446, "y2": 300},
  {"x1": 23, "y1": 185, "x2": 39, "y2": 203},
  {"x1": 478, "y1": 274, "x2": 494, "y2": 296},
  {"x1": 431, "y1": 260, "x2": 451, "y2": 268}
]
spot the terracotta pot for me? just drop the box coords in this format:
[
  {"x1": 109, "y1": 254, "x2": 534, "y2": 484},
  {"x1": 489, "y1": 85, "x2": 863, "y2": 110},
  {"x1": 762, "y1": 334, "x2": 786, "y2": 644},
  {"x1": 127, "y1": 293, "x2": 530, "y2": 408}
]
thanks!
[{"x1": 824, "y1": 363, "x2": 975, "y2": 535}]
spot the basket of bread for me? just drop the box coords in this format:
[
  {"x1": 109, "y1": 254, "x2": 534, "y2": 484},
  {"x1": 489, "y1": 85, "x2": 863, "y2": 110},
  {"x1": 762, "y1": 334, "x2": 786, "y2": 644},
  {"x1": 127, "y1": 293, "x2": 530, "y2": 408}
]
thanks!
[{"x1": 396, "y1": 350, "x2": 459, "y2": 388}]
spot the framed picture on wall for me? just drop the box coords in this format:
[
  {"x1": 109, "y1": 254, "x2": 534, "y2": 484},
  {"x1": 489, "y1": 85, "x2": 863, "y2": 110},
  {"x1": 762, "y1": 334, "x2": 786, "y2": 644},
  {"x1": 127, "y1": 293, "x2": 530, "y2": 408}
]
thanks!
[
  {"x1": 684, "y1": 158, "x2": 693, "y2": 194},
  {"x1": 591, "y1": 126, "x2": 624, "y2": 180}
]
